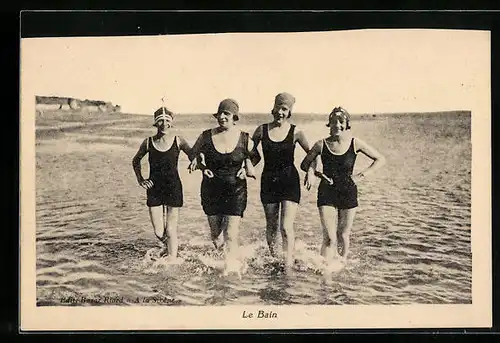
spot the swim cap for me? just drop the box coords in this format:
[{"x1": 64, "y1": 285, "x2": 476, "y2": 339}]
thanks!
[
  {"x1": 326, "y1": 106, "x2": 351, "y2": 129},
  {"x1": 213, "y1": 98, "x2": 240, "y2": 121},
  {"x1": 153, "y1": 107, "x2": 174, "y2": 126},
  {"x1": 273, "y1": 92, "x2": 295, "y2": 110}
]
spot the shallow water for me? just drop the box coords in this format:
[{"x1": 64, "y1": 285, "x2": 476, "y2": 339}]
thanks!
[{"x1": 35, "y1": 112, "x2": 471, "y2": 306}]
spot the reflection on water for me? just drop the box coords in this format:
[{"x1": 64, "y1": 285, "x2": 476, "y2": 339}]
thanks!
[
  {"x1": 258, "y1": 268, "x2": 294, "y2": 305},
  {"x1": 35, "y1": 112, "x2": 472, "y2": 306}
]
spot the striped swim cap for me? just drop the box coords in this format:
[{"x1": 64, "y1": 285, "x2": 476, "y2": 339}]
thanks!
[{"x1": 153, "y1": 107, "x2": 174, "y2": 125}]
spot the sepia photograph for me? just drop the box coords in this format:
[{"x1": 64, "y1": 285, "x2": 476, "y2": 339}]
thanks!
[{"x1": 20, "y1": 24, "x2": 491, "y2": 330}]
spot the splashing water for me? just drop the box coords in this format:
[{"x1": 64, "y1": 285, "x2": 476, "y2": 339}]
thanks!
[{"x1": 36, "y1": 113, "x2": 472, "y2": 305}]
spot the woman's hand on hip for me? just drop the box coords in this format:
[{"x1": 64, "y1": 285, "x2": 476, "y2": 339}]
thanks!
[
  {"x1": 351, "y1": 173, "x2": 365, "y2": 184},
  {"x1": 139, "y1": 179, "x2": 154, "y2": 189}
]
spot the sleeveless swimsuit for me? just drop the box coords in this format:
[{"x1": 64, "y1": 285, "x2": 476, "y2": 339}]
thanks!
[
  {"x1": 317, "y1": 137, "x2": 358, "y2": 209},
  {"x1": 260, "y1": 124, "x2": 301, "y2": 204},
  {"x1": 199, "y1": 129, "x2": 249, "y2": 217},
  {"x1": 146, "y1": 136, "x2": 183, "y2": 207}
]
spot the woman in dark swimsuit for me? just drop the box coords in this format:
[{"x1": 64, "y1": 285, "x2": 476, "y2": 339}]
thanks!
[
  {"x1": 132, "y1": 107, "x2": 192, "y2": 260},
  {"x1": 189, "y1": 98, "x2": 255, "y2": 275},
  {"x1": 250, "y1": 92, "x2": 313, "y2": 269},
  {"x1": 301, "y1": 106, "x2": 385, "y2": 269}
]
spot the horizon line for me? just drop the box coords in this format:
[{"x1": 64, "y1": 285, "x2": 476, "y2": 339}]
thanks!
[{"x1": 120, "y1": 109, "x2": 472, "y2": 116}]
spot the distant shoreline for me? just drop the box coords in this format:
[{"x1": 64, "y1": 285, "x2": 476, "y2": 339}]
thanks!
[
  {"x1": 115, "y1": 109, "x2": 472, "y2": 117},
  {"x1": 34, "y1": 109, "x2": 471, "y2": 140}
]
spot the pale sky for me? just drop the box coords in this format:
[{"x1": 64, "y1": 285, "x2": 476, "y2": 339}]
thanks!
[{"x1": 21, "y1": 29, "x2": 490, "y2": 115}]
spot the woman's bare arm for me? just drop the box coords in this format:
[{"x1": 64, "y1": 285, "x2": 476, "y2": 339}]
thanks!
[
  {"x1": 249, "y1": 125, "x2": 263, "y2": 166},
  {"x1": 244, "y1": 131, "x2": 257, "y2": 179},
  {"x1": 300, "y1": 140, "x2": 323, "y2": 190},
  {"x1": 132, "y1": 139, "x2": 148, "y2": 183},
  {"x1": 300, "y1": 140, "x2": 322, "y2": 172},
  {"x1": 132, "y1": 139, "x2": 154, "y2": 189},
  {"x1": 352, "y1": 137, "x2": 386, "y2": 181},
  {"x1": 295, "y1": 129, "x2": 311, "y2": 153},
  {"x1": 187, "y1": 133, "x2": 205, "y2": 173},
  {"x1": 177, "y1": 135, "x2": 192, "y2": 159}
]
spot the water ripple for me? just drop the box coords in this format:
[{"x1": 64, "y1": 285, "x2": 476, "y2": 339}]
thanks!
[{"x1": 35, "y1": 113, "x2": 472, "y2": 306}]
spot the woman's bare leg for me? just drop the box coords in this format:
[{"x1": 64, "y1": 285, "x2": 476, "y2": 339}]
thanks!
[
  {"x1": 148, "y1": 205, "x2": 168, "y2": 255},
  {"x1": 223, "y1": 215, "x2": 242, "y2": 273},
  {"x1": 164, "y1": 206, "x2": 179, "y2": 258},
  {"x1": 263, "y1": 203, "x2": 280, "y2": 257},
  {"x1": 280, "y1": 200, "x2": 298, "y2": 268},
  {"x1": 336, "y1": 208, "x2": 357, "y2": 262},
  {"x1": 318, "y1": 206, "x2": 338, "y2": 264},
  {"x1": 207, "y1": 215, "x2": 224, "y2": 249}
]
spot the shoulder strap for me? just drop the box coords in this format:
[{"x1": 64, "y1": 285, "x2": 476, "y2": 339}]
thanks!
[
  {"x1": 146, "y1": 137, "x2": 151, "y2": 152},
  {"x1": 262, "y1": 124, "x2": 269, "y2": 141},
  {"x1": 288, "y1": 124, "x2": 296, "y2": 141},
  {"x1": 241, "y1": 131, "x2": 249, "y2": 151},
  {"x1": 201, "y1": 129, "x2": 211, "y2": 147}
]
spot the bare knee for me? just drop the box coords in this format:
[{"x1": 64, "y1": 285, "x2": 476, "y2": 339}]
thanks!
[
  {"x1": 151, "y1": 221, "x2": 164, "y2": 237},
  {"x1": 165, "y1": 226, "x2": 177, "y2": 240},
  {"x1": 224, "y1": 216, "x2": 241, "y2": 245},
  {"x1": 341, "y1": 231, "x2": 350, "y2": 242},
  {"x1": 264, "y1": 209, "x2": 279, "y2": 231},
  {"x1": 264, "y1": 203, "x2": 279, "y2": 223},
  {"x1": 280, "y1": 217, "x2": 295, "y2": 239},
  {"x1": 266, "y1": 221, "x2": 279, "y2": 235},
  {"x1": 211, "y1": 230, "x2": 221, "y2": 241},
  {"x1": 225, "y1": 234, "x2": 235, "y2": 245},
  {"x1": 323, "y1": 236, "x2": 332, "y2": 246},
  {"x1": 225, "y1": 226, "x2": 237, "y2": 244},
  {"x1": 336, "y1": 230, "x2": 342, "y2": 241},
  {"x1": 154, "y1": 228, "x2": 164, "y2": 239},
  {"x1": 280, "y1": 224, "x2": 294, "y2": 239}
]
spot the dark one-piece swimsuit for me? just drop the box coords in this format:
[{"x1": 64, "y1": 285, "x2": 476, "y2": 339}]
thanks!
[
  {"x1": 317, "y1": 137, "x2": 358, "y2": 209},
  {"x1": 260, "y1": 123, "x2": 301, "y2": 204},
  {"x1": 146, "y1": 136, "x2": 183, "y2": 207},
  {"x1": 199, "y1": 129, "x2": 249, "y2": 217}
]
